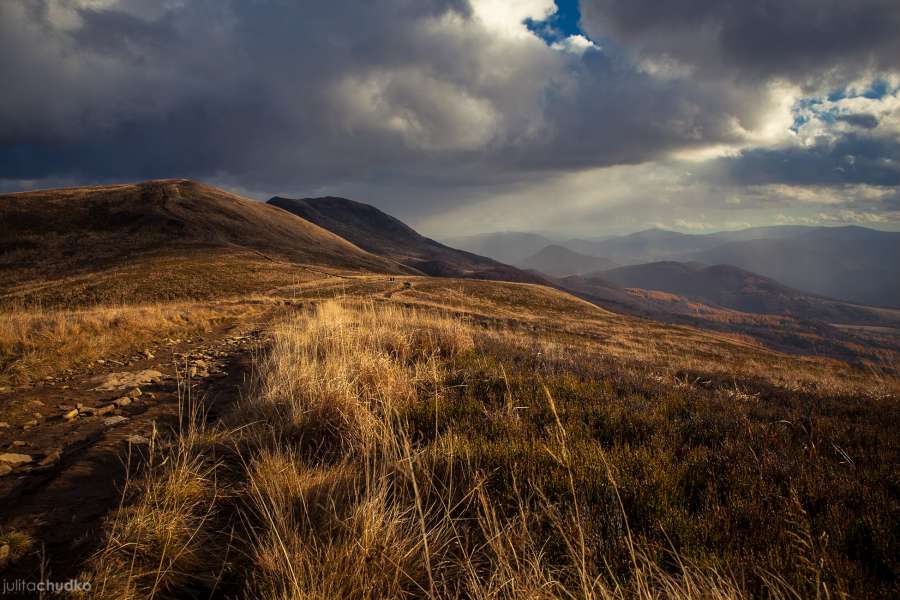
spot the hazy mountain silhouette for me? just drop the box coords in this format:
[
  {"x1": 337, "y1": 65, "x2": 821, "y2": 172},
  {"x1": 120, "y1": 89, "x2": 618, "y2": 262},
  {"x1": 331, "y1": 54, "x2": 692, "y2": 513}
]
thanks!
[
  {"x1": 440, "y1": 232, "x2": 557, "y2": 265},
  {"x1": 468, "y1": 224, "x2": 899, "y2": 308},
  {"x1": 682, "y1": 227, "x2": 900, "y2": 308},
  {"x1": 600, "y1": 261, "x2": 895, "y2": 323},
  {"x1": 518, "y1": 245, "x2": 618, "y2": 277}
]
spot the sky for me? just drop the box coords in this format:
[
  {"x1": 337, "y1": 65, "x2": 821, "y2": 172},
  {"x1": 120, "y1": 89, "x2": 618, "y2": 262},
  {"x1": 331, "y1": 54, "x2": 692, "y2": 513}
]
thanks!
[{"x1": 2, "y1": 0, "x2": 899, "y2": 237}]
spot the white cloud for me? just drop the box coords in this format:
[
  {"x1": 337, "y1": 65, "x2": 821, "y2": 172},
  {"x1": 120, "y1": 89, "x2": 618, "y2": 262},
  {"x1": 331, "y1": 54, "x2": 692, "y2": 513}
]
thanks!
[
  {"x1": 469, "y1": 0, "x2": 556, "y2": 38},
  {"x1": 792, "y1": 87, "x2": 900, "y2": 148},
  {"x1": 755, "y1": 184, "x2": 845, "y2": 205},
  {"x1": 551, "y1": 35, "x2": 600, "y2": 55}
]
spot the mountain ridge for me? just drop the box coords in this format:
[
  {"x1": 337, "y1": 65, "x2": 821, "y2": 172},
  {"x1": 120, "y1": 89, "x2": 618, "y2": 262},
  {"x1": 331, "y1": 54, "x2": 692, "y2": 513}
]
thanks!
[
  {"x1": 268, "y1": 196, "x2": 543, "y2": 284},
  {"x1": 682, "y1": 227, "x2": 900, "y2": 308},
  {"x1": 598, "y1": 260, "x2": 896, "y2": 324},
  {"x1": 0, "y1": 179, "x2": 409, "y2": 305},
  {"x1": 518, "y1": 244, "x2": 619, "y2": 277}
]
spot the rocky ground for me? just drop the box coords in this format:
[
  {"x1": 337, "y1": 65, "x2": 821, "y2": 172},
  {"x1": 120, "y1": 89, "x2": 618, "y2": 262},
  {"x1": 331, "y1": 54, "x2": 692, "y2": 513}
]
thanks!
[{"x1": 0, "y1": 318, "x2": 266, "y2": 581}]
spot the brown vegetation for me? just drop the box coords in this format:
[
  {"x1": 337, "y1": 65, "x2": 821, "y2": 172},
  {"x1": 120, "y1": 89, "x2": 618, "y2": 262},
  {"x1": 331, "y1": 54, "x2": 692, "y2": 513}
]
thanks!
[
  {"x1": 0, "y1": 300, "x2": 266, "y2": 386},
  {"x1": 0, "y1": 179, "x2": 407, "y2": 308},
  {"x1": 82, "y1": 296, "x2": 899, "y2": 599}
]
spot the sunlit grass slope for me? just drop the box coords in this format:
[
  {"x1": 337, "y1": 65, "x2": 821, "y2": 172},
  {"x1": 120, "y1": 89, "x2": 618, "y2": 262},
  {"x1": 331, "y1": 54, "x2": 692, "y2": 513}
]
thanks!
[{"x1": 86, "y1": 293, "x2": 899, "y2": 599}]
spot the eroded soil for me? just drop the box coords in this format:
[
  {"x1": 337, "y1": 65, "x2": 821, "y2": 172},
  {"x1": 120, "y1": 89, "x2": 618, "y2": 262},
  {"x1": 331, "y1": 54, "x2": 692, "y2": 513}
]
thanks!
[{"x1": 0, "y1": 316, "x2": 266, "y2": 583}]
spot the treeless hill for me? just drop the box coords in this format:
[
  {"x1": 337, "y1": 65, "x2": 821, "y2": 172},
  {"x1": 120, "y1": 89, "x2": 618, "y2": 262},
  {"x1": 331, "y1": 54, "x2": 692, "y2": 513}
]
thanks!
[
  {"x1": 0, "y1": 179, "x2": 408, "y2": 306},
  {"x1": 268, "y1": 196, "x2": 543, "y2": 283},
  {"x1": 683, "y1": 226, "x2": 900, "y2": 308},
  {"x1": 555, "y1": 268, "x2": 900, "y2": 362},
  {"x1": 565, "y1": 228, "x2": 720, "y2": 263},
  {"x1": 518, "y1": 244, "x2": 618, "y2": 277},
  {"x1": 600, "y1": 261, "x2": 897, "y2": 324}
]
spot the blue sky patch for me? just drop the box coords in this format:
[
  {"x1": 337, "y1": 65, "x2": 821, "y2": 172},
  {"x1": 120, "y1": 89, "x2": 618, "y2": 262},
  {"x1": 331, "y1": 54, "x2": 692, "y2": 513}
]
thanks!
[
  {"x1": 792, "y1": 78, "x2": 897, "y2": 132},
  {"x1": 526, "y1": 0, "x2": 589, "y2": 44}
]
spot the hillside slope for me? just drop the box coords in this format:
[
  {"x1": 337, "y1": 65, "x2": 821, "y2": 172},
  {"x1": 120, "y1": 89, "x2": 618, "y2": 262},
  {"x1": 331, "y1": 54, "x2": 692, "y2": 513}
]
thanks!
[
  {"x1": 0, "y1": 180, "x2": 407, "y2": 305},
  {"x1": 564, "y1": 226, "x2": 824, "y2": 263},
  {"x1": 565, "y1": 228, "x2": 721, "y2": 263},
  {"x1": 556, "y1": 268, "x2": 900, "y2": 362},
  {"x1": 600, "y1": 261, "x2": 895, "y2": 323},
  {"x1": 5, "y1": 275, "x2": 898, "y2": 597},
  {"x1": 518, "y1": 244, "x2": 618, "y2": 276},
  {"x1": 683, "y1": 227, "x2": 900, "y2": 308},
  {"x1": 268, "y1": 196, "x2": 542, "y2": 283}
]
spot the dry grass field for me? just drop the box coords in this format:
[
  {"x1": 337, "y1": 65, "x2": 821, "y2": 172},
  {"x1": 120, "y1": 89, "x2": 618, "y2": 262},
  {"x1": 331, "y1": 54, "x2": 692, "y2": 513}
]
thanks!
[
  {"x1": 71, "y1": 279, "x2": 898, "y2": 599},
  {"x1": 1, "y1": 183, "x2": 897, "y2": 599},
  {"x1": 0, "y1": 299, "x2": 273, "y2": 387}
]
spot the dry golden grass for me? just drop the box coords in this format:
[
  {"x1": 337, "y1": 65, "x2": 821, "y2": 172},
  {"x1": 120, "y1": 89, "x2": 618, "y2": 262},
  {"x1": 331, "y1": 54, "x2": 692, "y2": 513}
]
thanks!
[
  {"x1": 85, "y1": 413, "x2": 229, "y2": 599},
  {"x1": 0, "y1": 249, "x2": 331, "y2": 309},
  {"x1": 239, "y1": 302, "x2": 474, "y2": 598},
  {"x1": 0, "y1": 300, "x2": 267, "y2": 385},
  {"x1": 83, "y1": 299, "x2": 891, "y2": 599},
  {"x1": 253, "y1": 301, "x2": 472, "y2": 456}
]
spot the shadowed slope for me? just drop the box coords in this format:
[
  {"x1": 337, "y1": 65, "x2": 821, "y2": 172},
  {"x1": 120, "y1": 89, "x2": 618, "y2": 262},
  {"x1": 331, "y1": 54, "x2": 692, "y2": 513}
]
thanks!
[{"x1": 268, "y1": 196, "x2": 543, "y2": 284}]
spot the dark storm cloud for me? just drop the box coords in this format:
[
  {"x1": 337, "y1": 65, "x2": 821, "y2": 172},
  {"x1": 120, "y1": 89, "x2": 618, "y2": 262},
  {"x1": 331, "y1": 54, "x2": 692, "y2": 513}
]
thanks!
[
  {"x1": 1, "y1": 0, "x2": 485, "y2": 185},
  {"x1": 835, "y1": 113, "x2": 880, "y2": 129},
  {"x1": 0, "y1": 0, "x2": 796, "y2": 193},
  {"x1": 1, "y1": 0, "x2": 898, "y2": 231},
  {"x1": 580, "y1": 0, "x2": 900, "y2": 85},
  {"x1": 707, "y1": 134, "x2": 900, "y2": 187}
]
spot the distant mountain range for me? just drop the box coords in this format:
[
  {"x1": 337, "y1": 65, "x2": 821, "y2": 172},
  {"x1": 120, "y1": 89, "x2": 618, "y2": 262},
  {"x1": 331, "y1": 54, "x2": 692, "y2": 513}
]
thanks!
[
  {"x1": 683, "y1": 227, "x2": 900, "y2": 308},
  {"x1": 566, "y1": 228, "x2": 722, "y2": 263},
  {"x1": 273, "y1": 202, "x2": 899, "y2": 351},
  {"x1": 446, "y1": 227, "x2": 822, "y2": 266},
  {"x1": 268, "y1": 196, "x2": 542, "y2": 284},
  {"x1": 517, "y1": 245, "x2": 618, "y2": 277},
  {"x1": 599, "y1": 261, "x2": 894, "y2": 324},
  {"x1": 441, "y1": 232, "x2": 556, "y2": 265},
  {"x1": 448, "y1": 225, "x2": 900, "y2": 308}
]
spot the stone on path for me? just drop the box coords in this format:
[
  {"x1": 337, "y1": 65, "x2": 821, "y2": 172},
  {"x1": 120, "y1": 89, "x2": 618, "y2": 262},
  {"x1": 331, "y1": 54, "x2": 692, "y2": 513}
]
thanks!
[
  {"x1": 39, "y1": 448, "x2": 62, "y2": 467},
  {"x1": 91, "y1": 370, "x2": 163, "y2": 391},
  {"x1": 0, "y1": 453, "x2": 33, "y2": 466}
]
